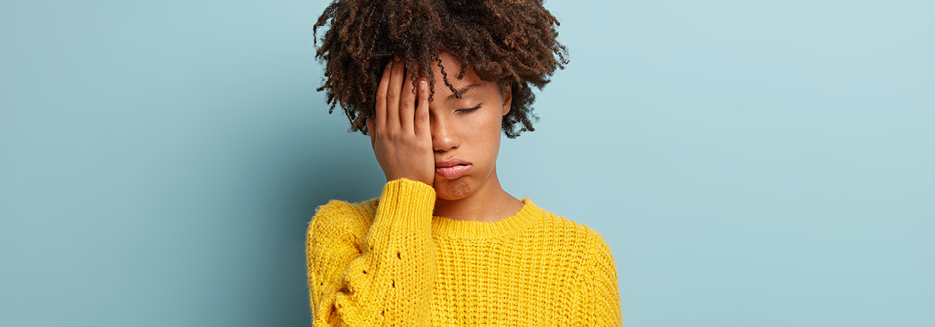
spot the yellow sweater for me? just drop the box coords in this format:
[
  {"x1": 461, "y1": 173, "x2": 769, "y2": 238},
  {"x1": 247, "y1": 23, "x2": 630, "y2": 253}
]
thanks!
[{"x1": 306, "y1": 179, "x2": 622, "y2": 326}]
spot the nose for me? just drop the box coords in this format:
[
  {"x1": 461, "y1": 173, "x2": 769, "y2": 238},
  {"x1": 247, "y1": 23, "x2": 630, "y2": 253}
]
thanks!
[{"x1": 431, "y1": 114, "x2": 459, "y2": 153}]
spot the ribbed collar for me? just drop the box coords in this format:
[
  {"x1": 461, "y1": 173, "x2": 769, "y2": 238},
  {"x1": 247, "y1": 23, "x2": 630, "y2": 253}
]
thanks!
[{"x1": 431, "y1": 198, "x2": 544, "y2": 239}]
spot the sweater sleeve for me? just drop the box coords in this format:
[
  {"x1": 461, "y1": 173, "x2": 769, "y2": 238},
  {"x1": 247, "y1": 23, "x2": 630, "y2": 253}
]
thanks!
[
  {"x1": 306, "y1": 179, "x2": 437, "y2": 326},
  {"x1": 582, "y1": 229, "x2": 623, "y2": 326}
]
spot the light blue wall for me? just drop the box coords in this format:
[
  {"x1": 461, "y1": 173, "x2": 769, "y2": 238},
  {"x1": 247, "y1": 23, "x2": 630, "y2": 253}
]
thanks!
[{"x1": 1, "y1": 0, "x2": 932, "y2": 326}]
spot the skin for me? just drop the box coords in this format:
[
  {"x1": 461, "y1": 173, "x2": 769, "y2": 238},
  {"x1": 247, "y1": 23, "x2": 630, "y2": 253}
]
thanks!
[{"x1": 366, "y1": 52, "x2": 525, "y2": 222}]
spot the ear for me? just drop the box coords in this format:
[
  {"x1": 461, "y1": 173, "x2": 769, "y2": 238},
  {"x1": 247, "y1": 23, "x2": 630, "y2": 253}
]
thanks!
[{"x1": 501, "y1": 82, "x2": 512, "y2": 116}]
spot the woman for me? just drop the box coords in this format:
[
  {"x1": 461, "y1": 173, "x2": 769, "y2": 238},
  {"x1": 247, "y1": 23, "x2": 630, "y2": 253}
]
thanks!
[{"x1": 306, "y1": 0, "x2": 621, "y2": 325}]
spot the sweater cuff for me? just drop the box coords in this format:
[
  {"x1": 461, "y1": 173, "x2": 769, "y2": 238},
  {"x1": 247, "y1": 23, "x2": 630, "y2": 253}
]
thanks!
[{"x1": 375, "y1": 178, "x2": 436, "y2": 233}]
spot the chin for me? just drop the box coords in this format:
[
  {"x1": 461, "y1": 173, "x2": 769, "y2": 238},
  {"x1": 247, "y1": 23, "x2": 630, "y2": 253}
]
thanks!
[{"x1": 434, "y1": 178, "x2": 474, "y2": 200}]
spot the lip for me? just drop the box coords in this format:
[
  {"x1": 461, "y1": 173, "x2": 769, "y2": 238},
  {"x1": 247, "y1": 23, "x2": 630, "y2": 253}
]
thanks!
[
  {"x1": 436, "y1": 158, "x2": 471, "y2": 168},
  {"x1": 435, "y1": 158, "x2": 472, "y2": 179}
]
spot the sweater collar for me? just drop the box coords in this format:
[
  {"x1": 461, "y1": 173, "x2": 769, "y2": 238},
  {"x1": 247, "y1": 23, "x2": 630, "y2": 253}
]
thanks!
[{"x1": 430, "y1": 198, "x2": 544, "y2": 239}]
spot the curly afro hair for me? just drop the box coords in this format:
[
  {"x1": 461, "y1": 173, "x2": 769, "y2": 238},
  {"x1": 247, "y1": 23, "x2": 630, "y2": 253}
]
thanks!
[{"x1": 313, "y1": 0, "x2": 568, "y2": 138}]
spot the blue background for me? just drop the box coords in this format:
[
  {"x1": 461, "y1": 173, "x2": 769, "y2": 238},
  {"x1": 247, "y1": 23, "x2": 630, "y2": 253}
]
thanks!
[{"x1": 1, "y1": 0, "x2": 932, "y2": 326}]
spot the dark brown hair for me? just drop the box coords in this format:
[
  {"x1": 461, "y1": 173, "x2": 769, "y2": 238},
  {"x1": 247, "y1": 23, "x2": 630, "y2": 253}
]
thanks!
[{"x1": 313, "y1": 0, "x2": 568, "y2": 138}]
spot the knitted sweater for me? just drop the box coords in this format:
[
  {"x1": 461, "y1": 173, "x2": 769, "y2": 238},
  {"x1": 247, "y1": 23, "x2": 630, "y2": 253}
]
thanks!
[{"x1": 306, "y1": 178, "x2": 622, "y2": 326}]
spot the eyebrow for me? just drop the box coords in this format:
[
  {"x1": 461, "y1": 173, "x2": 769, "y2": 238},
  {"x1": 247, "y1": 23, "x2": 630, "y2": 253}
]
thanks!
[{"x1": 446, "y1": 83, "x2": 481, "y2": 101}]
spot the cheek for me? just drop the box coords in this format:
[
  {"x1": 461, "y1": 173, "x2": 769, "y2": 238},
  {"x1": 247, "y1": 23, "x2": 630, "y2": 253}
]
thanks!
[
  {"x1": 474, "y1": 108, "x2": 503, "y2": 134},
  {"x1": 464, "y1": 112, "x2": 502, "y2": 148},
  {"x1": 474, "y1": 113, "x2": 503, "y2": 162}
]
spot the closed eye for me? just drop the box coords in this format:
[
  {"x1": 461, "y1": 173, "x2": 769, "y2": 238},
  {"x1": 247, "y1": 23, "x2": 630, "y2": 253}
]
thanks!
[{"x1": 457, "y1": 104, "x2": 481, "y2": 113}]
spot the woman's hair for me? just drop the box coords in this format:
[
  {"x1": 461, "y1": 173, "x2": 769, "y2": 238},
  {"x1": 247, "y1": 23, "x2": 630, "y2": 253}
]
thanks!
[{"x1": 313, "y1": 0, "x2": 568, "y2": 138}]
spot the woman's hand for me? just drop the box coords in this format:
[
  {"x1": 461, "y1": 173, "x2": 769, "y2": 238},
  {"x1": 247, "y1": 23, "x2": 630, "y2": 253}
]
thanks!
[{"x1": 366, "y1": 58, "x2": 435, "y2": 186}]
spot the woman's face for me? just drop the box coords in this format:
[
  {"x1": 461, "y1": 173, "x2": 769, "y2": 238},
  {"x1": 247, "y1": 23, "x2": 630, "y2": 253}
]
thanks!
[{"x1": 427, "y1": 52, "x2": 511, "y2": 201}]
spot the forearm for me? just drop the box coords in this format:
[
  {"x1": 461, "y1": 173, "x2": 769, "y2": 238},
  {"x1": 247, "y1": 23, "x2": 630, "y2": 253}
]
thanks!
[{"x1": 308, "y1": 179, "x2": 437, "y2": 326}]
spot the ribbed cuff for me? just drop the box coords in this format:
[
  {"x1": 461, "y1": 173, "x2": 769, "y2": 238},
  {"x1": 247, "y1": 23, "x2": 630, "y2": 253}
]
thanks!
[{"x1": 375, "y1": 178, "x2": 436, "y2": 234}]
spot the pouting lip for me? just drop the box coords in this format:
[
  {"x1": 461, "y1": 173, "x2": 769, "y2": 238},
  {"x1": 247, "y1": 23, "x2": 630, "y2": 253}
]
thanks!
[{"x1": 436, "y1": 158, "x2": 471, "y2": 168}]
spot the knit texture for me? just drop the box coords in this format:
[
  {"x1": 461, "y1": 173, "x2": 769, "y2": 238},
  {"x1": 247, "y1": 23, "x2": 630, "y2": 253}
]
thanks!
[{"x1": 306, "y1": 179, "x2": 622, "y2": 326}]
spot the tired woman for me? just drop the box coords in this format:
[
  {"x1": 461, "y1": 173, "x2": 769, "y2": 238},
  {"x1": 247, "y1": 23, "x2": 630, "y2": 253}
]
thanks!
[{"x1": 306, "y1": 0, "x2": 621, "y2": 325}]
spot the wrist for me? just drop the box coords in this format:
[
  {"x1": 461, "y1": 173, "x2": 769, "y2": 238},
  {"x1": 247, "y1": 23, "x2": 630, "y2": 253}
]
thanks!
[{"x1": 387, "y1": 176, "x2": 433, "y2": 187}]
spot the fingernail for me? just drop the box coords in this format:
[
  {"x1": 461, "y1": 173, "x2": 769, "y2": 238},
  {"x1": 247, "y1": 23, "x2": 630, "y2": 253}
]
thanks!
[
  {"x1": 419, "y1": 81, "x2": 426, "y2": 91},
  {"x1": 394, "y1": 56, "x2": 400, "y2": 62}
]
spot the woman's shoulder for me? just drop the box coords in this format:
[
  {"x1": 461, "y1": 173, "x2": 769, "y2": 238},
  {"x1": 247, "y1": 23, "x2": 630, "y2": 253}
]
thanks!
[
  {"x1": 528, "y1": 202, "x2": 613, "y2": 256},
  {"x1": 307, "y1": 198, "x2": 380, "y2": 241},
  {"x1": 312, "y1": 198, "x2": 379, "y2": 219},
  {"x1": 531, "y1": 203, "x2": 605, "y2": 238}
]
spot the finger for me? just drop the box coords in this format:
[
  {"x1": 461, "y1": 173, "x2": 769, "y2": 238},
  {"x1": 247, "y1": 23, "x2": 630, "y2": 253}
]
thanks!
[
  {"x1": 375, "y1": 60, "x2": 392, "y2": 131},
  {"x1": 414, "y1": 80, "x2": 430, "y2": 137},
  {"x1": 386, "y1": 57, "x2": 404, "y2": 129},
  {"x1": 400, "y1": 69, "x2": 416, "y2": 133},
  {"x1": 366, "y1": 117, "x2": 376, "y2": 148}
]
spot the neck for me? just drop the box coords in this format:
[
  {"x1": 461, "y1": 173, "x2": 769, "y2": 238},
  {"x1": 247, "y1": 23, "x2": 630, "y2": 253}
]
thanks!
[{"x1": 433, "y1": 167, "x2": 524, "y2": 222}]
